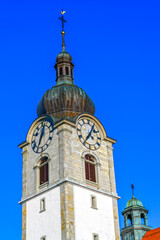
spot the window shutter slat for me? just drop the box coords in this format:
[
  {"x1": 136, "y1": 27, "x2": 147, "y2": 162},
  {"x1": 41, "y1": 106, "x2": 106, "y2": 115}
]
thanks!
[
  {"x1": 40, "y1": 167, "x2": 44, "y2": 184},
  {"x1": 85, "y1": 161, "x2": 89, "y2": 180},
  {"x1": 40, "y1": 158, "x2": 48, "y2": 185},
  {"x1": 90, "y1": 163, "x2": 96, "y2": 182}
]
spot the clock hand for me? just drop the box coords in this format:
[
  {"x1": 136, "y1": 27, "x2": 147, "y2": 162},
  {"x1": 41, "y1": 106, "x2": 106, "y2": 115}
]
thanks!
[
  {"x1": 93, "y1": 129, "x2": 99, "y2": 133},
  {"x1": 84, "y1": 124, "x2": 95, "y2": 143},
  {"x1": 38, "y1": 125, "x2": 45, "y2": 146}
]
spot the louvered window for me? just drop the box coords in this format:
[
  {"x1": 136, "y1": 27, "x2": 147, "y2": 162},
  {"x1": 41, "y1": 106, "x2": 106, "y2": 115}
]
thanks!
[
  {"x1": 59, "y1": 67, "x2": 63, "y2": 76},
  {"x1": 40, "y1": 158, "x2": 48, "y2": 185},
  {"x1": 65, "y1": 66, "x2": 69, "y2": 75},
  {"x1": 85, "y1": 154, "x2": 96, "y2": 182}
]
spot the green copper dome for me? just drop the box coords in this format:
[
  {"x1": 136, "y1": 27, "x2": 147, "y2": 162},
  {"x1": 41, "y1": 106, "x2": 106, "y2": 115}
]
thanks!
[
  {"x1": 37, "y1": 83, "x2": 95, "y2": 122},
  {"x1": 126, "y1": 196, "x2": 143, "y2": 208}
]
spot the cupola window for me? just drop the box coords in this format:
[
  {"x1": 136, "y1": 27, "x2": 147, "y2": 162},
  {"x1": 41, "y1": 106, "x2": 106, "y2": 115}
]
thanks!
[
  {"x1": 141, "y1": 213, "x2": 145, "y2": 225},
  {"x1": 85, "y1": 154, "x2": 96, "y2": 183},
  {"x1": 65, "y1": 66, "x2": 69, "y2": 75},
  {"x1": 71, "y1": 68, "x2": 73, "y2": 77},
  {"x1": 39, "y1": 157, "x2": 48, "y2": 185},
  {"x1": 127, "y1": 214, "x2": 132, "y2": 226},
  {"x1": 59, "y1": 67, "x2": 63, "y2": 76}
]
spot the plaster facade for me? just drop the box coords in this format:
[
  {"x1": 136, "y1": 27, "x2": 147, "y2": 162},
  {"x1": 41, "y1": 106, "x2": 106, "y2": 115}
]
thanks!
[
  {"x1": 26, "y1": 187, "x2": 61, "y2": 240},
  {"x1": 74, "y1": 185, "x2": 115, "y2": 240}
]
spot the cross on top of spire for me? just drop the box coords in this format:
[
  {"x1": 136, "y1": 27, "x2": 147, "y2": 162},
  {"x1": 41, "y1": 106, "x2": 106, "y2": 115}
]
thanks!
[
  {"x1": 59, "y1": 10, "x2": 67, "y2": 51},
  {"x1": 59, "y1": 9, "x2": 67, "y2": 31}
]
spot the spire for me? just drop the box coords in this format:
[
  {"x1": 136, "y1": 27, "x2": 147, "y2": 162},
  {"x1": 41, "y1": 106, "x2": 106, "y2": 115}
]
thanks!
[
  {"x1": 131, "y1": 184, "x2": 135, "y2": 198},
  {"x1": 59, "y1": 10, "x2": 67, "y2": 52},
  {"x1": 61, "y1": 31, "x2": 65, "y2": 52}
]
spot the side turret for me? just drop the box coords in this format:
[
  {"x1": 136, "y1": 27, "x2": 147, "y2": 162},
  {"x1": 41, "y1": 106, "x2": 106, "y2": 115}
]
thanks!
[{"x1": 121, "y1": 186, "x2": 152, "y2": 240}]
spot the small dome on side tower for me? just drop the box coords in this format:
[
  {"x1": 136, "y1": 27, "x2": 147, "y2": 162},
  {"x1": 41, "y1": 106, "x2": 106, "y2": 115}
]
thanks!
[{"x1": 126, "y1": 196, "x2": 143, "y2": 208}]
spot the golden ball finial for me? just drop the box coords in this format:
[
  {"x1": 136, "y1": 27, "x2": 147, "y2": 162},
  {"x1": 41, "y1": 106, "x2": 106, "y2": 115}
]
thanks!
[{"x1": 61, "y1": 30, "x2": 65, "y2": 36}]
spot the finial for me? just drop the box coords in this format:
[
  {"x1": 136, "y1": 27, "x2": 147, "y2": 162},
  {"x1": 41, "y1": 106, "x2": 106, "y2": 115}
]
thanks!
[
  {"x1": 59, "y1": 9, "x2": 67, "y2": 52},
  {"x1": 131, "y1": 184, "x2": 135, "y2": 198}
]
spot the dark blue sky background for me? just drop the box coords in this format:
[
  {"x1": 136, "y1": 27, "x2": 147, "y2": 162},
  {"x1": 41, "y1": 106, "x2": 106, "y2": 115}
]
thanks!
[{"x1": 0, "y1": 0, "x2": 160, "y2": 238}]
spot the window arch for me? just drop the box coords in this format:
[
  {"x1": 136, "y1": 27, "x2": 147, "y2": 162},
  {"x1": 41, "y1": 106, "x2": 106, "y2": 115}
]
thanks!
[
  {"x1": 141, "y1": 213, "x2": 145, "y2": 225},
  {"x1": 39, "y1": 157, "x2": 48, "y2": 185},
  {"x1": 59, "y1": 67, "x2": 63, "y2": 76},
  {"x1": 65, "y1": 66, "x2": 69, "y2": 75},
  {"x1": 85, "y1": 154, "x2": 96, "y2": 183},
  {"x1": 127, "y1": 214, "x2": 132, "y2": 226}
]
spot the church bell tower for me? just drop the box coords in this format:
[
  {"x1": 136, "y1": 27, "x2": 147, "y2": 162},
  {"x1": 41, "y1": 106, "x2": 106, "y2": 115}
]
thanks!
[
  {"x1": 19, "y1": 12, "x2": 120, "y2": 240},
  {"x1": 121, "y1": 186, "x2": 152, "y2": 240}
]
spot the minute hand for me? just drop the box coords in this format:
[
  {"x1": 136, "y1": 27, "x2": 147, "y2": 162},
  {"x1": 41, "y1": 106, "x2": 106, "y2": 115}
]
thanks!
[
  {"x1": 84, "y1": 124, "x2": 95, "y2": 143},
  {"x1": 38, "y1": 126, "x2": 45, "y2": 146}
]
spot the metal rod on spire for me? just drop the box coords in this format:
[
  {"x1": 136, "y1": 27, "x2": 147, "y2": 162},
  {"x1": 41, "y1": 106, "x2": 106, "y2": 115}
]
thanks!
[
  {"x1": 59, "y1": 10, "x2": 67, "y2": 52},
  {"x1": 131, "y1": 184, "x2": 134, "y2": 198}
]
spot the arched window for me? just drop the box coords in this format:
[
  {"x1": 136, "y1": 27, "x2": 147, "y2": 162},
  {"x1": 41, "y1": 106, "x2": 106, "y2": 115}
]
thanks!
[
  {"x1": 85, "y1": 154, "x2": 96, "y2": 183},
  {"x1": 141, "y1": 213, "x2": 145, "y2": 225},
  {"x1": 65, "y1": 66, "x2": 69, "y2": 75},
  {"x1": 39, "y1": 157, "x2": 48, "y2": 185},
  {"x1": 71, "y1": 68, "x2": 73, "y2": 77},
  {"x1": 127, "y1": 214, "x2": 132, "y2": 226},
  {"x1": 59, "y1": 67, "x2": 63, "y2": 76}
]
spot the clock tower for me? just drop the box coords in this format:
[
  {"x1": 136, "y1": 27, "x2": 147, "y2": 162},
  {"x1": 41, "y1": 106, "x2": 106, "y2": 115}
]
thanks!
[{"x1": 19, "y1": 13, "x2": 120, "y2": 240}]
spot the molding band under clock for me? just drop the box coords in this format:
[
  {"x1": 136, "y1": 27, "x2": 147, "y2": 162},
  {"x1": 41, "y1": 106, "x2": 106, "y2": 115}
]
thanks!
[{"x1": 19, "y1": 178, "x2": 120, "y2": 204}]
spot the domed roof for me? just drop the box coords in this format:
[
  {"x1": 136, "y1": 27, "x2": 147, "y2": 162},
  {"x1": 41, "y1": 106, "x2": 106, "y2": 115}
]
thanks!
[
  {"x1": 37, "y1": 83, "x2": 95, "y2": 122},
  {"x1": 126, "y1": 196, "x2": 143, "y2": 208},
  {"x1": 37, "y1": 28, "x2": 95, "y2": 123},
  {"x1": 56, "y1": 51, "x2": 72, "y2": 62}
]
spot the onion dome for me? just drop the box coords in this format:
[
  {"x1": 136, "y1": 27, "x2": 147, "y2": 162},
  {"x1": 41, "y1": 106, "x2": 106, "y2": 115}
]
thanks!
[
  {"x1": 37, "y1": 29, "x2": 95, "y2": 123},
  {"x1": 126, "y1": 196, "x2": 143, "y2": 208}
]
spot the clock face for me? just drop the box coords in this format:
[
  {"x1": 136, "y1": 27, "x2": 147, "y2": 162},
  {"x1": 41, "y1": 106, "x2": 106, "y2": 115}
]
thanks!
[
  {"x1": 77, "y1": 118, "x2": 101, "y2": 150},
  {"x1": 31, "y1": 119, "x2": 54, "y2": 153}
]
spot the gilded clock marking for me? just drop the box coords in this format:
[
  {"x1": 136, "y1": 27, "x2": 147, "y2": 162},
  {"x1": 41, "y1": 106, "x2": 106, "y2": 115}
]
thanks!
[
  {"x1": 31, "y1": 119, "x2": 54, "y2": 153},
  {"x1": 77, "y1": 118, "x2": 101, "y2": 150}
]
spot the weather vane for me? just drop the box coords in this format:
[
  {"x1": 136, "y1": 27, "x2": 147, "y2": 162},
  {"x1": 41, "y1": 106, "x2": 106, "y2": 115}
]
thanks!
[
  {"x1": 59, "y1": 9, "x2": 67, "y2": 31},
  {"x1": 131, "y1": 184, "x2": 134, "y2": 197}
]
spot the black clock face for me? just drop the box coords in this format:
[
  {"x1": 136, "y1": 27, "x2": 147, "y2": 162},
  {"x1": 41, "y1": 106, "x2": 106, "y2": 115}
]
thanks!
[
  {"x1": 77, "y1": 118, "x2": 101, "y2": 150},
  {"x1": 31, "y1": 119, "x2": 54, "y2": 153}
]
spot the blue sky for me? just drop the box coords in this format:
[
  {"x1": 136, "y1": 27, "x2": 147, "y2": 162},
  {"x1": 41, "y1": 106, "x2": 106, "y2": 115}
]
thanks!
[{"x1": 0, "y1": 0, "x2": 160, "y2": 238}]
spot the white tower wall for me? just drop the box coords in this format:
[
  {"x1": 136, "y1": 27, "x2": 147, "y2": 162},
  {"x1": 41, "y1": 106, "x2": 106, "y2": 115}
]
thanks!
[
  {"x1": 26, "y1": 187, "x2": 61, "y2": 240},
  {"x1": 74, "y1": 185, "x2": 115, "y2": 240}
]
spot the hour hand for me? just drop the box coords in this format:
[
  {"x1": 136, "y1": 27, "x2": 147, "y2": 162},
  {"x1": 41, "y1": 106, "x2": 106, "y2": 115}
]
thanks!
[
  {"x1": 38, "y1": 125, "x2": 45, "y2": 146},
  {"x1": 84, "y1": 131, "x2": 91, "y2": 143},
  {"x1": 93, "y1": 129, "x2": 98, "y2": 134},
  {"x1": 84, "y1": 124, "x2": 95, "y2": 143}
]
